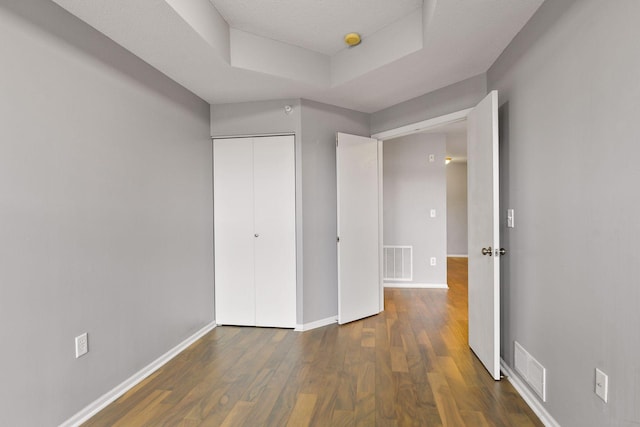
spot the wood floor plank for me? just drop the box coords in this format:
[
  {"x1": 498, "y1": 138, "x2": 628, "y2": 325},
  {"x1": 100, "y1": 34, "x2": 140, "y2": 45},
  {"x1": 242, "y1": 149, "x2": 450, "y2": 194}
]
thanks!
[
  {"x1": 82, "y1": 258, "x2": 543, "y2": 427},
  {"x1": 286, "y1": 393, "x2": 318, "y2": 427},
  {"x1": 219, "y1": 401, "x2": 255, "y2": 427}
]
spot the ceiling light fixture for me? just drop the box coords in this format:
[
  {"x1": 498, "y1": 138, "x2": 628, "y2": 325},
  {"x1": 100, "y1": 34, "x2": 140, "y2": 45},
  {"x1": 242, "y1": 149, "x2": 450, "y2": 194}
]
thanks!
[
  {"x1": 445, "y1": 157, "x2": 452, "y2": 165},
  {"x1": 344, "y1": 32, "x2": 361, "y2": 47}
]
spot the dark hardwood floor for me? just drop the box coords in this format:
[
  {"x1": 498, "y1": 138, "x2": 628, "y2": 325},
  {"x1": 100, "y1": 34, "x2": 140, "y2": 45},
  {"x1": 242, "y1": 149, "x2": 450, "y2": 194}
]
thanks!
[{"x1": 82, "y1": 257, "x2": 542, "y2": 426}]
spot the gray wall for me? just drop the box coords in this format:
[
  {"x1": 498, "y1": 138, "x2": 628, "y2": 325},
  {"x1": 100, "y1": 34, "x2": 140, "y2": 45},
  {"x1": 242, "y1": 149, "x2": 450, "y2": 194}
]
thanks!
[
  {"x1": 370, "y1": 74, "x2": 487, "y2": 135},
  {"x1": 210, "y1": 99, "x2": 305, "y2": 323},
  {"x1": 0, "y1": 1, "x2": 213, "y2": 426},
  {"x1": 300, "y1": 99, "x2": 370, "y2": 323},
  {"x1": 489, "y1": 1, "x2": 640, "y2": 425},
  {"x1": 210, "y1": 98, "x2": 302, "y2": 137},
  {"x1": 383, "y1": 134, "x2": 447, "y2": 285},
  {"x1": 211, "y1": 99, "x2": 369, "y2": 325},
  {"x1": 446, "y1": 161, "x2": 468, "y2": 256}
]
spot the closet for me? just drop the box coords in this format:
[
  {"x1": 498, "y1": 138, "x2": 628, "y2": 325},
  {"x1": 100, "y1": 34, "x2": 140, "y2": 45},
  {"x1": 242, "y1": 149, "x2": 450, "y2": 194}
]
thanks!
[{"x1": 213, "y1": 135, "x2": 296, "y2": 328}]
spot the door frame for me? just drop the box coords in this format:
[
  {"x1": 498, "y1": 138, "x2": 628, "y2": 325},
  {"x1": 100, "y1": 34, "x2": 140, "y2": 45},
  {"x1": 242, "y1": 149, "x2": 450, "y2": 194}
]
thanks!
[{"x1": 371, "y1": 105, "x2": 497, "y2": 368}]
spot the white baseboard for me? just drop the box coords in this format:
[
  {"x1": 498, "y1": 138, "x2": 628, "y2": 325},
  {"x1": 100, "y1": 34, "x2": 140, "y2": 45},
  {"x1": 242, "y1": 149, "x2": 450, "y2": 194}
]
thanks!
[
  {"x1": 447, "y1": 254, "x2": 468, "y2": 258},
  {"x1": 384, "y1": 282, "x2": 449, "y2": 289},
  {"x1": 295, "y1": 316, "x2": 337, "y2": 331},
  {"x1": 60, "y1": 322, "x2": 217, "y2": 427},
  {"x1": 500, "y1": 359, "x2": 561, "y2": 427}
]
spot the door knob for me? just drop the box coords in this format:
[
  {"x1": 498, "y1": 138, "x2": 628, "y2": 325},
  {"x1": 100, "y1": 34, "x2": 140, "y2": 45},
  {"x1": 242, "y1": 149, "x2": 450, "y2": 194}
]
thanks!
[
  {"x1": 254, "y1": 234, "x2": 259, "y2": 237},
  {"x1": 498, "y1": 248, "x2": 506, "y2": 256},
  {"x1": 481, "y1": 247, "x2": 492, "y2": 256}
]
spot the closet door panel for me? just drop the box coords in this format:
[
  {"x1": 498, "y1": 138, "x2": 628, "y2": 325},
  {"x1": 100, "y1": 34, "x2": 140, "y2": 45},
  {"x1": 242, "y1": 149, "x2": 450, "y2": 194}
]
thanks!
[
  {"x1": 214, "y1": 138, "x2": 256, "y2": 326},
  {"x1": 253, "y1": 136, "x2": 296, "y2": 327}
]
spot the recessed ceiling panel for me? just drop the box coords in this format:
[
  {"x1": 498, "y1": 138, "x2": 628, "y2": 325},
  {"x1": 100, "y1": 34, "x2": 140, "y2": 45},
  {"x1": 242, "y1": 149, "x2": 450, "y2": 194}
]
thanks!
[{"x1": 210, "y1": 0, "x2": 422, "y2": 55}]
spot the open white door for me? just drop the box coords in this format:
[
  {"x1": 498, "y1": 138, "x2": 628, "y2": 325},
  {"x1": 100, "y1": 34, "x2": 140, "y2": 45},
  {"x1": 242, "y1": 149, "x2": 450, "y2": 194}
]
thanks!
[
  {"x1": 336, "y1": 132, "x2": 382, "y2": 324},
  {"x1": 467, "y1": 90, "x2": 501, "y2": 380}
]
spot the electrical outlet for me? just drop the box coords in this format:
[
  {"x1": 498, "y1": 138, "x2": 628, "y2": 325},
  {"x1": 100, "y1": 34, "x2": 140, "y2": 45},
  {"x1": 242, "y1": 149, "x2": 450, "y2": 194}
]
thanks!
[
  {"x1": 430, "y1": 257, "x2": 437, "y2": 266},
  {"x1": 75, "y1": 333, "x2": 88, "y2": 358},
  {"x1": 595, "y1": 368, "x2": 608, "y2": 402}
]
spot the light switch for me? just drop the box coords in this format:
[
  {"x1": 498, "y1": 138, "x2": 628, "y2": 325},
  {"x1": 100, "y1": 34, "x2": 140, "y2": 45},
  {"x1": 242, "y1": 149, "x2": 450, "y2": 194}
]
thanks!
[
  {"x1": 430, "y1": 209, "x2": 436, "y2": 218},
  {"x1": 428, "y1": 154, "x2": 435, "y2": 162},
  {"x1": 595, "y1": 368, "x2": 608, "y2": 402},
  {"x1": 507, "y1": 209, "x2": 515, "y2": 228}
]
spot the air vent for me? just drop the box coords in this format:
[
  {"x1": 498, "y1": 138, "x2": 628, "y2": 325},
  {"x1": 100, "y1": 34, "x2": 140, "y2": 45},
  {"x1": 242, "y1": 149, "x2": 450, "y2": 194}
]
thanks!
[
  {"x1": 514, "y1": 341, "x2": 546, "y2": 402},
  {"x1": 383, "y1": 246, "x2": 412, "y2": 281}
]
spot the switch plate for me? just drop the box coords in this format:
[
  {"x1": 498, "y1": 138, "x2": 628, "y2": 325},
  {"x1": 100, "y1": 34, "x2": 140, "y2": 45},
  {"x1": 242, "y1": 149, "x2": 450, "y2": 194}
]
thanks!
[
  {"x1": 507, "y1": 209, "x2": 515, "y2": 228},
  {"x1": 75, "y1": 333, "x2": 88, "y2": 358},
  {"x1": 430, "y1": 257, "x2": 437, "y2": 266},
  {"x1": 428, "y1": 154, "x2": 435, "y2": 162},
  {"x1": 430, "y1": 209, "x2": 436, "y2": 218},
  {"x1": 595, "y1": 368, "x2": 608, "y2": 402}
]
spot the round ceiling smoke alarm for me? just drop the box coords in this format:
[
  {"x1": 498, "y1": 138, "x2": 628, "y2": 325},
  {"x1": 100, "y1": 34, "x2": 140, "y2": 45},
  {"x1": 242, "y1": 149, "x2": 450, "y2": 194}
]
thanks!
[{"x1": 344, "y1": 32, "x2": 361, "y2": 47}]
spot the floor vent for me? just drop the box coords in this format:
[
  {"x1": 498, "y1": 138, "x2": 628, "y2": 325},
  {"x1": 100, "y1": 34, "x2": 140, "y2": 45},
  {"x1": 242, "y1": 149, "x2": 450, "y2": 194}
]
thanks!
[
  {"x1": 514, "y1": 341, "x2": 546, "y2": 402},
  {"x1": 383, "y1": 246, "x2": 413, "y2": 281}
]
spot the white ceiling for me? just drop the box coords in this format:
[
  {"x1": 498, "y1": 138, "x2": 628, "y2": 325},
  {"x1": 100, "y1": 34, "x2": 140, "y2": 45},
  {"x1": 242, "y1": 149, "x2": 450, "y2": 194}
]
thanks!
[
  {"x1": 211, "y1": 0, "x2": 422, "y2": 55},
  {"x1": 51, "y1": 0, "x2": 544, "y2": 113}
]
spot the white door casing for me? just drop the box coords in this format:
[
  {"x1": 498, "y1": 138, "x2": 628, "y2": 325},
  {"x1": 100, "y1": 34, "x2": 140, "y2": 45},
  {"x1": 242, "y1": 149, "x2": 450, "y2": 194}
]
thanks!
[
  {"x1": 336, "y1": 132, "x2": 382, "y2": 325},
  {"x1": 467, "y1": 90, "x2": 501, "y2": 380}
]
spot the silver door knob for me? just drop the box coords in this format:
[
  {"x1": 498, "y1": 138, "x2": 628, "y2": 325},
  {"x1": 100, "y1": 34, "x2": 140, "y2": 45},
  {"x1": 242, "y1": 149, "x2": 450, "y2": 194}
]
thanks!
[
  {"x1": 254, "y1": 234, "x2": 259, "y2": 237},
  {"x1": 481, "y1": 247, "x2": 492, "y2": 256},
  {"x1": 498, "y1": 248, "x2": 506, "y2": 256}
]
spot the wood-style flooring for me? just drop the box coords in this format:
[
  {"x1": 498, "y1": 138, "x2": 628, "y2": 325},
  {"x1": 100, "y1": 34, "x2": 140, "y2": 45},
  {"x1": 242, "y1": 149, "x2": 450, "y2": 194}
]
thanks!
[{"x1": 82, "y1": 258, "x2": 542, "y2": 426}]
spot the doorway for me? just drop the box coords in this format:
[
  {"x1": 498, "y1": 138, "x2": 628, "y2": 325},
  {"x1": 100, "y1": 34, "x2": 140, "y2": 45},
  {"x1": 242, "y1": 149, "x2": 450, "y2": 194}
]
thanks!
[
  {"x1": 371, "y1": 91, "x2": 501, "y2": 380},
  {"x1": 381, "y1": 120, "x2": 468, "y2": 289}
]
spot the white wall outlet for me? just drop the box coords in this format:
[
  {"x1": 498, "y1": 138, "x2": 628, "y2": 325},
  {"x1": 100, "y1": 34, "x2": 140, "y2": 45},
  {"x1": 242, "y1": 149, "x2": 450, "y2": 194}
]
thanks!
[
  {"x1": 430, "y1": 209, "x2": 436, "y2": 218},
  {"x1": 507, "y1": 208, "x2": 515, "y2": 228},
  {"x1": 428, "y1": 154, "x2": 435, "y2": 162},
  {"x1": 75, "y1": 333, "x2": 88, "y2": 358},
  {"x1": 430, "y1": 257, "x2": 437, "y2": 266},
  {"x1": 595, "y1": 368, "x2": 609, "y2": 402}
]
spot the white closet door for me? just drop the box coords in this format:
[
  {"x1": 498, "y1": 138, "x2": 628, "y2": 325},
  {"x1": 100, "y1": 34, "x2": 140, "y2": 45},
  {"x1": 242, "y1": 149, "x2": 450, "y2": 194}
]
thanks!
[
  {"x1": 213, "y1": 138, "x2": 256, "y2": 326},
  {"x1": 253, "y1": 136, "x2": 296, "y2": 327}
]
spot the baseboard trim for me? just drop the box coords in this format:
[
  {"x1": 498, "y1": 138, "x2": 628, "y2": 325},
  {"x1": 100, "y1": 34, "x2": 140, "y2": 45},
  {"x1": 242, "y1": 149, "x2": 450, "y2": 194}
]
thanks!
[
  {"x1": 500, "y1": 359, "x2": 561, "y2": 427},
  {"x1": 295, "y1": 316, "x2": 337, "y2": 331},
  {"x1": 60, "y1": 322, "x2": 217, "y2": 427},
  {"x1": 447, "y1": 254, "x2": 468, "y2": 258},
  {"x1": 384, "y1": 282, "x2": 449, "y2": 289}
]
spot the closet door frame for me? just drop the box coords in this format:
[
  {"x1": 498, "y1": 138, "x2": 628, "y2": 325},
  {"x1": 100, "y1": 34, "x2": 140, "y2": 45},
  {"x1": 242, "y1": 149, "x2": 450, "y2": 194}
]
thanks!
[{"x1": 213, "y1": 135, "x2": 297, "y2": 328}]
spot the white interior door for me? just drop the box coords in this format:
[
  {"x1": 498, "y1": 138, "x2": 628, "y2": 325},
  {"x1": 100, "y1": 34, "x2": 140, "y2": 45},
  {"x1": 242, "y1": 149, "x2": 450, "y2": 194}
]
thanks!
[
  {"x1": 253, "y1": 136, "x2": 296, "y2": 328},
  {"x1": 467, "y1": 90, "x2": 501, "y2": 380},
  {"x1": 337, "y1": 132, "x2": 382, "y2": 325},
  {"x1": 213, "y1": 138, "x2": 256, "y2": 326}
]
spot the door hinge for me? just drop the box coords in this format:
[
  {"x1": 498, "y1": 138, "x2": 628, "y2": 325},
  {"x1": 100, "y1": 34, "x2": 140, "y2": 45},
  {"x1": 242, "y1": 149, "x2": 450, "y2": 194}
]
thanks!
[
  {"x1": 336, "y1": 136, "x2": 339, "y2": 147},
  {"x1": 337, "y1": 236, "x2": 340, "y2": 243}
]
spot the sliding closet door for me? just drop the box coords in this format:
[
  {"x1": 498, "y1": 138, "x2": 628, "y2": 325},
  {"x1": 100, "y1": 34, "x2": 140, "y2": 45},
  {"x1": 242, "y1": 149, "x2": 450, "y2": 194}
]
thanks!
[
  {"x1": 253, "y1": 136, "x2": 296, "y2": 327},
  {"x1": 213, "y1": 138, "x2": 256, "y2": 326}
]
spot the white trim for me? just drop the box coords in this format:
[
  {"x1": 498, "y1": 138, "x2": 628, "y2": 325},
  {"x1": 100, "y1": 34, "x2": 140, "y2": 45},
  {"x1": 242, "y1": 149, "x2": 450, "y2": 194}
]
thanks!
[
  {"x1": 371, "y1": 108, "x2": 472, "y2": 141},
  {"x1": 211, "y1": 132, "x2": 296, "y2": 140},
  {"x1": 447, "y1": 254, "x2": 468, "y2": 258},
  {"x1": 295, "y1": 316, "x2": 338, "y2": 331},
  {"x1": 384, "y1": 282, "x2": 449, "y2": 289},
  {"x1": 500, "y1": 359, "x2": 561, "y2": 427},
  {"x1": 59, "y1": 322, "x2": 217, "y2": 427}
]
